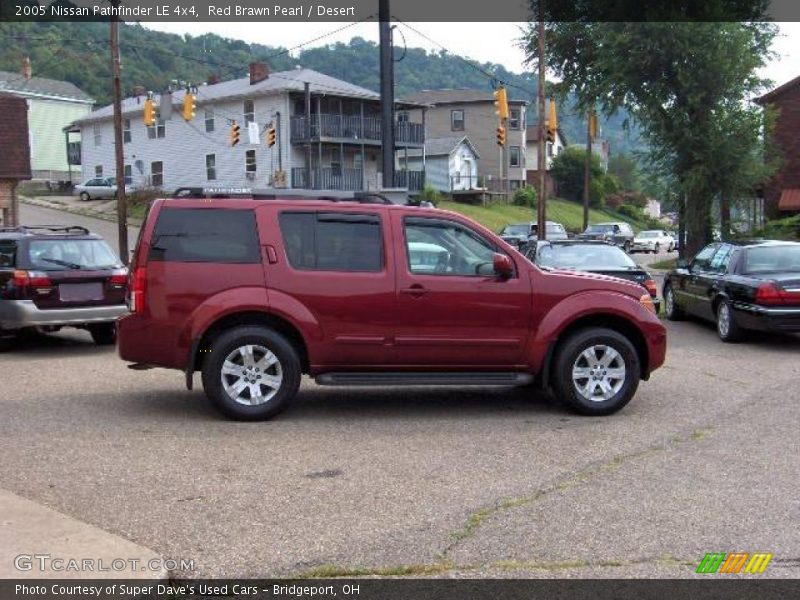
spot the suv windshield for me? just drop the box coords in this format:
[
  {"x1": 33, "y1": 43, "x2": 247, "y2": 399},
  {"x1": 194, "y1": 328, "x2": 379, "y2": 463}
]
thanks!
[
  {"x1": 743, "y1": 245, "x2": 800, "y2": 274},
  {"x1": 538, "y1": 243, "x2": 636, "y2": 270},
  {"x1": 501, "y1": 224, "x2": 530, "y2": 236},
  {"x1": 28, "y1": 239, "x2": 121, "y2": 270}
]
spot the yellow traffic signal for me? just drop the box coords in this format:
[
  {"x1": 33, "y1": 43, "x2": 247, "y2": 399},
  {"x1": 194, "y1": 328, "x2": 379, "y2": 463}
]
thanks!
[
  {"x1": 143, "y1": 98, "x2": 155, "y2": 126},
  {"x1": 589, "y1": 111, "x2": 598, "y2": 139},
  {"x1": 547, "y1": 98, "x2": 557, "y2": 143},
  {"x1": 494, "y1": 87, "x2": 509, "y2": 121},
  {"x1": 267, "y1": 125, "x2": 276, "y2": 148},
  {"x1": 230, "y1": 120, "x2": 241, "y2": 146},
  {"x1": 545, "y1": 120, "x2": 555, "y2": 143},
  {"x1": 496, "y1": 125, "x2": 506, "y2": 146},
  {"x1": 182, "y1": 92, "x2": 196, "y2": 121}
]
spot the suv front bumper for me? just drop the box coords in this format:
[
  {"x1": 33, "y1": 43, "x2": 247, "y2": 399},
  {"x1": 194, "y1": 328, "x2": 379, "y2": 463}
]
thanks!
[{"x1": 0, "y1": 300, "x2": 128, "y2": 330}]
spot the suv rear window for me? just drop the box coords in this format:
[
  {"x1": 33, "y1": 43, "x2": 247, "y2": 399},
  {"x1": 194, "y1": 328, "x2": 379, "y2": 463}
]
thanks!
[
  {"x1": 279, "y1": 212, "x2": 382, "y2": 272},
  {"x1": 28, "y1": 239, "x2": 120, "y2": 270},
  {"x1": 148, "y1": 208, "x2": 260, "y2": 263}
]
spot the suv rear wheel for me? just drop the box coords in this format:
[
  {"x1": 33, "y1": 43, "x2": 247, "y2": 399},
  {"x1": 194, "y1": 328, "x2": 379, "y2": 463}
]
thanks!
[
  {"x1": 201, "y1": 326, "x2": 301, "y2": 421},
  {"x1": 552, "y1": 328, "x2": 640, "y2": 416}
]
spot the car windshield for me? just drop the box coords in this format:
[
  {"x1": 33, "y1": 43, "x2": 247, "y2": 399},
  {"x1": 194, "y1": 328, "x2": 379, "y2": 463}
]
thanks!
[
  {"x1": 638, "y1": 231, "x2": 659, "y2": 238},
  {"x1": 585, "y1": 224, "x2": 615, "y2": 234},
  {"x1": 537, "y1": 243, "x2": 636, "y2": 270},
  {"x1": 107, "y1": 177, "x2": 116, "y2": 185},
  {"x1": 743, "y1": 245, "x2": 800, "y2": 274},
  {"x1": 501, "y1": 224, "x2": 530, "y2": 236},
  {"x1": 547, "y1": 223, "x2": 566, "y2": 234},
  {"x1": 28, "y1": 239, "x2": 122, "y2": 270}
]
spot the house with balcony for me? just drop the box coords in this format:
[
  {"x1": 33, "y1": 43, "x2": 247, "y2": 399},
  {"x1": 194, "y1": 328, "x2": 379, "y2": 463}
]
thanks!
[{"x1": 72, "y1": 65, "x2": 425, "y2": 193}]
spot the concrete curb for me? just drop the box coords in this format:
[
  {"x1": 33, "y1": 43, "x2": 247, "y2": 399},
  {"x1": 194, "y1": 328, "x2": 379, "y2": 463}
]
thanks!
[
  {"x1": 0, "y1": 489, "x2": 165, "y2": 580},
  {"x1": 19, "y1": 196, "x2": 143, "y2": 228}
]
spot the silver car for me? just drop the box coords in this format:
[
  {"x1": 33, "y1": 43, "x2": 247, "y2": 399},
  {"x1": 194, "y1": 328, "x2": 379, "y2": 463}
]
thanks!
[{"x1": 74, "y1": 177, "x2": 129, "y2": 201}]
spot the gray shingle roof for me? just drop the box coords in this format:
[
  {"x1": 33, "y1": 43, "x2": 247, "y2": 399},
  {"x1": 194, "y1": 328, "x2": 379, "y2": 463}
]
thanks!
[
  {"x1": 0, "y1": 71, "x2": 93, "y2": 103},
  {"x1": 404, "y1": 88, "x2": 527, "y2": 106},
  {"x1": 73, "y1": 68, "x2": 381, "y2": 124}
]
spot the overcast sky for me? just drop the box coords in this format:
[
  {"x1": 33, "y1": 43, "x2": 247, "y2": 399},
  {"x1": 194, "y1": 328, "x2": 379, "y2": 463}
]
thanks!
[{"x1": 146, "y1": 21, "x2": 800, "y2": 91}]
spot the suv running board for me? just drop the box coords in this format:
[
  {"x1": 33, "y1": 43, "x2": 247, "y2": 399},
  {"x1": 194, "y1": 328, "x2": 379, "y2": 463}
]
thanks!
[{"x1": 315, "y1": 372, "x2": 534, "y2": 387}]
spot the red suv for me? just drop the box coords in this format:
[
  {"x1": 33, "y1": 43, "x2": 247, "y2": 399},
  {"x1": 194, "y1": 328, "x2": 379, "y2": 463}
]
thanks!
[{"x1": 118, "y1": 193, "x2": 666, "y2": 420}]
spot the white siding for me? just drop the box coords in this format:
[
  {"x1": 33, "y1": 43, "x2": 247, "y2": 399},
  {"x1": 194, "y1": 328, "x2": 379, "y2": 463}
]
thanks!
[{"x1": 80, "y1": 93, "x2": 294, "y2": 190}]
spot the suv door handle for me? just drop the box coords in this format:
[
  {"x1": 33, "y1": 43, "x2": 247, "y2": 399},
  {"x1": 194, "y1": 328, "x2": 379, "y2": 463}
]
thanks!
[{"x1": 400, "y1": 284, "x2": 429, "y2": 298}]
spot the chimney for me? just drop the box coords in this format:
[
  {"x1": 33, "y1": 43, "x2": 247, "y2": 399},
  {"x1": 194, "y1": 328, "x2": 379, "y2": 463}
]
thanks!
[
  {"x1": 249, "y1": 62, "x2": 269, "y2": 85},
  {"x1": 21, "y1": 57, "x2": 31, "y2": 80},
  {"x1": 207, "y1": 73, "x2": 220, "y2": 86}
]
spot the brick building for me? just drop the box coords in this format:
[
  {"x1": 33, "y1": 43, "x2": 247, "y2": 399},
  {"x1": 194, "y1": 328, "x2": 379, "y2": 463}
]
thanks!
[
  {"x1": 756, "y1": 74, "x2": 800, "y2": 216},
  {"x1": 0, "y1": 93, "x2": 32, "y2": 226}
]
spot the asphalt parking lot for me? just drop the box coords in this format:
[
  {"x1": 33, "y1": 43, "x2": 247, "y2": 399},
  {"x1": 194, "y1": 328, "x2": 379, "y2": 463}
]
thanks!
[{"x1": 1, "y1": 319, "x2": 798, "y2": 578}]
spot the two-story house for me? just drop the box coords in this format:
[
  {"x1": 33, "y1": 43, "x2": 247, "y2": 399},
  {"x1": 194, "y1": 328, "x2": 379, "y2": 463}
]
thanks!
[
  {"x1": 402, "y1": 89, "x2": 528, "y2": 190},
  {"x1": 756, "y1": 74, "x2": 800, "y2": 217},
  {"x1": 525, "y1": 124, "x2": 568, "y2": 195},
  {"x1": 73, "y1": 65, "x2": 425, "y2": 192},
  {"x1": 0, "y1": 59, "x2": 94, "y2": 182},
  {"x1": 0, "y1": 93, "x2": 32, "y2": 227}
]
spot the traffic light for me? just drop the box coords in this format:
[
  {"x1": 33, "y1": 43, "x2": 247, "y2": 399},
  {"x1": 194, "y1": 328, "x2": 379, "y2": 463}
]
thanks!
[
  {"x1": 230, "y1": 120, "x2": 241, "y2": 146},
  {"x1": 143, "y1": 97, "x2": 155, "y2": 127},
  {"x1": 266, "y1": 124, "x2": 277, "y2": 148},
  {"x1": 494, "y1": 86, "x2": 509, "y2": 121},
  {"x1": 496, "y1": 125, "x2": 506, "y2": 146},
  {"x1": 546, "y1": 98, "x2": 557, "y2": 143},
  {"x1": 589, "y1": 111, "x2": 598, "y2": 139},
  {"x1": 545, "y1": 120, "x2": 555, "y2": 143},
  {"x1": 182, "y1": 92, "x2": 196, "y2": 121}
]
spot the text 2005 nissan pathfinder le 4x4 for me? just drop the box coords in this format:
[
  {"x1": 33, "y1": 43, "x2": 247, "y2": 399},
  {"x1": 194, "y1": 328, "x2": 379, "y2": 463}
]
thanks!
[{"x1": 118, "y1": 191, "x2": 666, "y2": 420}]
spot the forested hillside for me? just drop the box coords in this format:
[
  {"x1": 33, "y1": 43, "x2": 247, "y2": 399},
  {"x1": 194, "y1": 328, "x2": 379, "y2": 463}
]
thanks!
[{"x1": 0, "y1": 19, "x2": 642, "y2": 153}]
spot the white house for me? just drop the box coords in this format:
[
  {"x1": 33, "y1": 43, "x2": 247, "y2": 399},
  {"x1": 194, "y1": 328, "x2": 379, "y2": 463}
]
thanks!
[
  {"x1": 72, "y1": 65, "x2": 425, "y2": 193},
  {"x1": 397, "y1": 136, "x2": 479, "y2": 192},
  {"x1": 644, "y1": 198, "x2": 661, "y2": 219},
  {"x1": 525, "y1": 124, "x2": 567, "y2": 172}
]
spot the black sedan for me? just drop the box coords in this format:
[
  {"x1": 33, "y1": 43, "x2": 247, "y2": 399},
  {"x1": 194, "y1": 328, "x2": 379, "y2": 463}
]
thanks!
[
  {"x1": 663, "y1": 240, "x2": 800, "y2": 342},
  {"x1": 524, "y1": 240, "x2": 660, "y2": 311}
]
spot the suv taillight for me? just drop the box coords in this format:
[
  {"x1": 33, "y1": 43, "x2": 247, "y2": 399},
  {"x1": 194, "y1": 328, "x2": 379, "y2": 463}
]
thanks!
[
  {"x1": 643, "y1": 278, "x2": 658, "y2": 298},
  {"x1": 107, "y1": 269, "x2": 128, "y2": 288},
  {"x1": 755, "y1": 282, "x2": 800, "y2": 306},
  {"x1": 12, "y1": 270, "x2": 53, "y2": 297},
  {"x1": 129, "y1": 265, "x2": 147, "y2": 313}
]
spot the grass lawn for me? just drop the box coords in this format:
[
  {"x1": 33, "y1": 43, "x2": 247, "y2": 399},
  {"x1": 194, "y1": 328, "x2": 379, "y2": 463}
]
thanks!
[
  {"x1": 650, "y1": 258, "x2": 678, "y2": 271},
  {"x1": 437, "y1": 198, "x2": 648, "y2": 234}
]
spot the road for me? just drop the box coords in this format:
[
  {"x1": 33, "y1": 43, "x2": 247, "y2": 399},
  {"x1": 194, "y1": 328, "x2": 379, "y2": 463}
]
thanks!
[{"x1": 7, "y1": 205, "x2": 797, "y2": 579}]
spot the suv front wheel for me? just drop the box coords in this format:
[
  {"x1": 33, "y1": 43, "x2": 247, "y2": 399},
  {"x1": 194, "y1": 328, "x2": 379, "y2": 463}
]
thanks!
[
  {"x1": 201, "y1": 326, "x2": 301, "y2": 420},
  {"x1": 552, "y1": 328, "x2": 640, "y2": 416}
]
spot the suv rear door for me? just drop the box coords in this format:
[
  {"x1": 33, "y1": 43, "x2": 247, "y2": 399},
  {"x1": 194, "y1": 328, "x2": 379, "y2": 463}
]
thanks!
[{"x1": 390, "y1": 211, "x2": 532, "y2": 367}]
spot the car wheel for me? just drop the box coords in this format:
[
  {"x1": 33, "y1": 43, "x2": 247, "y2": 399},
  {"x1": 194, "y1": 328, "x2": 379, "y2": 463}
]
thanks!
[
  {"x1": 552, "y1": 328, "x2": 640, "y2": 416},
  {"x1": 653, "y1": 243, "x2": 660, "y2": 254},
  {"x1": 79, "y1": 191, "x2": 90, "y2": 202},
  {"x1": 88, "y1": 323, "x2": 117, "y2": 345},
  {"x1": 201, "y1": 326, "x2": 301, "y2": 421},
  {"x1": 716, "y1": 299, "x2": 743, "y2": 343},
  {"x1": 664, "y1": 284, "x2": 683, "y2": 321}
]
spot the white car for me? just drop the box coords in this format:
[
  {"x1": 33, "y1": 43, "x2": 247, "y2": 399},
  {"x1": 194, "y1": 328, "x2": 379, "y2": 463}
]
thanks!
[
  {"x1": 631, "y1": 230, "x2": 675, "y2": 254},
  {"x1": 74, "y1": 177, "x2": 131, "y2": 201}
]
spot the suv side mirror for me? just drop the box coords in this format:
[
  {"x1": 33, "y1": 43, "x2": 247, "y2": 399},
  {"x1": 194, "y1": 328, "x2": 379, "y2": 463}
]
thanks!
[{"x1": 493, "y1": 253, "x2": 514, "y2": 279}]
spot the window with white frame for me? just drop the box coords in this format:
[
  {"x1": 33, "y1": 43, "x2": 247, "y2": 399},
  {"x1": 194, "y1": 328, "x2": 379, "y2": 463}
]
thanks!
[
  {"x1": 94, "y1": 165, "x2": 103, "y2": 177},
  {"x1": 123, "y1": 164, "x2": 132, "y2": 185},
  {"x1": 151, "y1": 161, "x2": 163, "y2": 187},
  {"x1": 245, "y1": 150, "x2": 256, "y2": 173},
  {"x1": 396, "y1": 111, "x2": 409, "y2": 123},
  {"x1": 205, "y1": 109, "x2": 214, "y2": 133},
  {"x1": 353, "y1": 152, "x2": 363, "y2": 172},
  {"x1": 123, "y1": 119, "x2": 131, "y2": 143},
  {"x1": 243, "y1": 100, "x2": 255, "y2": 125},
  {"x1": 206, "y1": 154, "x2": 216, "y2": 180},
  {"x1": 451, "y1": 109, "x2": 464, "y2": 131},
  {"x1": 509, "y1": 146, "x2": 521, "y2": 168},
  {"x1": 147, "y1": 113, "x2": 165, "y2": 139},
  {"x1": 509, "y1": 109, "x2": 521, "y2": 130},
  {"x1": 93, "y1": 125, "x2": 101, "y2": 146}
]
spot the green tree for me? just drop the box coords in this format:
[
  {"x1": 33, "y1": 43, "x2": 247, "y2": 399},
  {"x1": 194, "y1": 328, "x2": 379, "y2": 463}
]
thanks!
[
  {"x1": 550, "y1": 146, "x2": 606, "y2": 206},
  {"x1": 607, "y1": 154, "x2": 641, "y2": 193},
  {"x1": 524, "y1": 11, "x2": 776, "y2": 256}
]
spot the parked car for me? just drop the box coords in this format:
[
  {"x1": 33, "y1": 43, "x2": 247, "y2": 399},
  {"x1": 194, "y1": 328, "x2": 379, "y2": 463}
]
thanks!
[
  {"x1": 0, "y1": 225, "x2": 128, "y2": 344},
  {"x1": 663, "y1": 240, "x2": 800, "y2": 342},
  {"x1": 577, "y1": 222, "x2": 635, "y2": 253},
  {"x1": 499, "y1": 221, "x2": 568, "y2": 249},
  {"x1": 74, "y1": 177, "x2": 130, "y2": 201},
  {"x1": 525, "y1": 240, "x2": 660, "y2": 312},
  {"x1": 632, "y1": 230, "x2": 675, "y2": 254},
  {"x1": 117, "y1": 192, "x2": 666, "y2": 420}
]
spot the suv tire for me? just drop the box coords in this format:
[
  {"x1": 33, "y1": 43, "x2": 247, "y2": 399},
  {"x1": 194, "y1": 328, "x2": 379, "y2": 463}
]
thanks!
[
  {"x1": 552, "y1": 328, "x2": 640, "y2": 416},
  {"x1": 201, "y1": 326, "x2": 301, "y2": 421},
  {"x1": 623, "y1": 241, "x2": 632, "y2": 254},
  {"x1": 89, "y1": 323, "x2": 117, "y2": 345}
]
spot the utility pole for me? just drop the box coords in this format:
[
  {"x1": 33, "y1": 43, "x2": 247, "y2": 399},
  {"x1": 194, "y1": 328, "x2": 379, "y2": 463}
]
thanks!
[
  {"x1": 304, "y1": 82, "x2": 312, "y2": 189},
  {"x1": 110, "y1": 2, "x2": 128, "y2": 264},
  {"x1": 583, "y1": 112, "x2": 592, "y2": 232},
  {"x1": 536, "y1": 1, "x2": 546, "y2": 240},
  {"x1": 379, "y1": 0, "x2": 395, "y2": 189}
]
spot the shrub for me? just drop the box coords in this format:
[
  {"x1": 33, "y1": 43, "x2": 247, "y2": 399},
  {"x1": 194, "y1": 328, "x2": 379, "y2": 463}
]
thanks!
[
  {"x1": 755, "y1": 214, "x2": 800, "y2": 241},
  {"x1": 418, "y1": 184, "x2": 444, "y2": 205},
  {"x1": 617, "y1": 204, "x2": 643, "y2": 220},
  {"x1": 512, "y1": 186, "x2": 537, "y2": 208}
]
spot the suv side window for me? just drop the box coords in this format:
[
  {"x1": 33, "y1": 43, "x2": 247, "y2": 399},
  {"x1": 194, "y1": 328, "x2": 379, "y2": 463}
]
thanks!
[
  {"x1": 404, "y1": 218, "x2": 499, "y2": 276},
  {"x1": 0, "y1": 240, "x2": 16, "y2": 268},
  {"x1": 148, "y1": 208, "x2": 260, "y2": 263},
  {"x1": 279, "y1": 212, "x2": 383, "y2": 273}
]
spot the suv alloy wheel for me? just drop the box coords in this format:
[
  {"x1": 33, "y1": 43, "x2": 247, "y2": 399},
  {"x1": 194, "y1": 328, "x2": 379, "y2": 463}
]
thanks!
[
  {"x1": 201, "y1": 326, "x2": 301, "y2": 420},
  {"x1": 552, "y1": 328, "x2": 640, "y2": 416}
]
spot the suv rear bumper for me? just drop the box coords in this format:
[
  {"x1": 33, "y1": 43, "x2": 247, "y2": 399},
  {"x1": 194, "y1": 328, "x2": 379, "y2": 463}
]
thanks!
[{"x1": 0, "y1": 300, "x2": 128, "y2": 330}]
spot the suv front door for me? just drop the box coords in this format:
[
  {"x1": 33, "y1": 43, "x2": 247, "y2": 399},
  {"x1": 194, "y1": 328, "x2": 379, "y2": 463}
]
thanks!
[{"x1": 391, "y1": 212, "x2": 532, "y2": 367}]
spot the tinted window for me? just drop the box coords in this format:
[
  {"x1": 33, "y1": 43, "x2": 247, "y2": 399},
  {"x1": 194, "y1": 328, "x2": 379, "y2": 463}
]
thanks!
[
  {"x1": 537, "y1": 243, "x2": 636, "y2": 270},
  {"x1": 279, "y1": 212, "x2": 382, "y2": 272},
  {"x1": 709, "y1": 244, "x2": 734, "y2": 272},
  {"x1": 149, "y1": 208, "x2": 260, "y2": 263},
  {"x1": 0, "y1": 240, "x2": 17, "y2": 268},
  {"x1": 404, "y1": 218, "x2": 498, "y2": 276},
  {"x1": 743, "y1": 245, "x2": 800, "y2": 274},
  {"x1": 691, "y1": 244, "x2": 718, "y2": 271},
  {"x1": 28, "y1": 239, "x2": 121, "y2": 270}
]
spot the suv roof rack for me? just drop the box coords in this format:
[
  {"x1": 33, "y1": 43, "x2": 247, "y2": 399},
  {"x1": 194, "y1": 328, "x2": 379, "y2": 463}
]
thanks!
[
  {"x1": 170, "y1": 187, "x2": 403, "y2": 205},
  {"x1": 0, "y1": 225, "x2": 91, "y2": 235}
]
